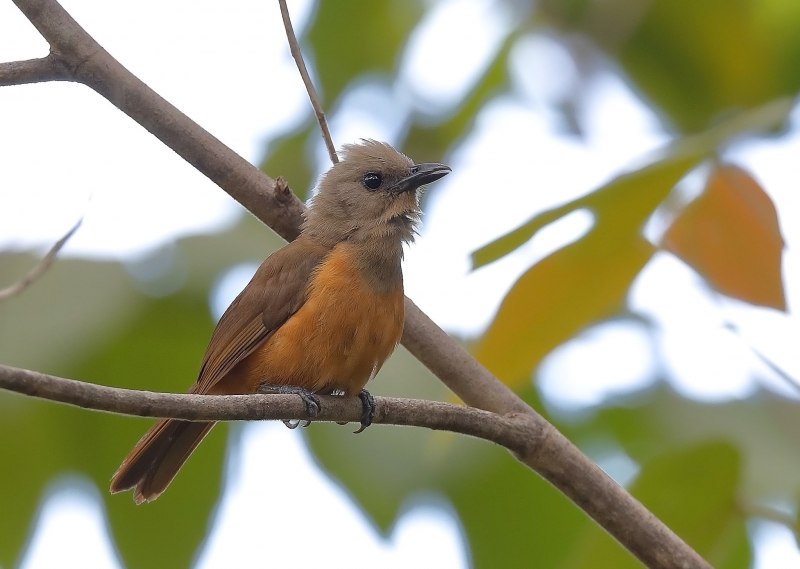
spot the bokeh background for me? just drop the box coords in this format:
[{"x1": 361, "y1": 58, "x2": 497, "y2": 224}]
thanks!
[{"x1": 1, "y1": 0, "x2": 799, "y2": 567}]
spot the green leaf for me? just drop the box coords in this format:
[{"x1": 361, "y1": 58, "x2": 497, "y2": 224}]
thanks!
[
  {"x1": 562, "y1": 441, "x2": 748, "y2": 569},
  {"x1": 308, "y1": 371, "x2": 599, "y2": 567},
  {"x1": 71, "y1": 293, "x2": 227, "y2": 569},
  {"x1": 473, "y1": 146, "x2": 708, "y2": 384},
  {"x1": 476, "y1": 235, "x2": 654, "y2": 385},
  {"x1": 595, "y1": 387, "x2": 800, "y2": 503},
  {"x1": 0, "y1": 285, "x2": 225, "y2": 568},
  {"x1": 539, "y1": 0, "x2": 800, "y2": 132},
  {"x1": 631, "y1": 441, "x2": 745, "y2": 566},
  {"x1": 471, "y1": 201, "x2": 577, "y2": 270},
  {"x1": 0, "y1": 399, "x2": 57, "y2": 567},
  {"x1": 260, "y1": 121, "x2": 317, "y2": 201},
  {"x1": 472, "y1": 142, "x2": 707, "y2": 269},
  {"x1": 403, "y1": 30, "x2": 515, "y2": 161},
  {"x1": 0, "y1": 221, "x2": 285, "y2": 568},
  {"x1": 617, "y1": 0, "x2": 800, "y2": 133},
  {"x1": 305, "y1": 346, "x2": 456, "y2": 531},
  {"x1": 447, "y1": 439, "x2": 593, "y2": 569},
  {"x1": 0, "y1": 255, "x2": 142, "y2": 566},
  {"x1": 305, "y1": 0, "x2": 425, "y2": 106}
]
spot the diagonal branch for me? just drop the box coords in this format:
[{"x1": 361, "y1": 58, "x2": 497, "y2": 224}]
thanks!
[
  {"x1": 2, "y1": 1, "x2": 711, "y2": 568},
  {"x1": 278, "y1": 0, "x2": 338, "y2": 164},
  {"x1": 0, "y1": 218, "x2": 82, "y2": 301}
]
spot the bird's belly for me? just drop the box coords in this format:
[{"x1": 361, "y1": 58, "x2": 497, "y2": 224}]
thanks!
[{"x1": 233, "y1": 246, "x2": 405, "y2": 396}]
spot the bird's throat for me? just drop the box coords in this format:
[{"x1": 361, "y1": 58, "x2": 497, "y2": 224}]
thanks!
[{"x1": 345, "y1": 238, "x2": 404, "y2": 294}]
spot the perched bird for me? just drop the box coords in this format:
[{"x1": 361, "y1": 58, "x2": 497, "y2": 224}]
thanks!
[{"x1": 110, "y1": 140, "x2": 450, "y2": 503}]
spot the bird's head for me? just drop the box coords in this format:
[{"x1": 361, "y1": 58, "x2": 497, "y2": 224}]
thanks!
[{"x1": 303, "y1": 140, "x2": 450, "y2": 246}]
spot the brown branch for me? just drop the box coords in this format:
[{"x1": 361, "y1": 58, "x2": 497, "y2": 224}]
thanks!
[
  {"x1": 0, "y1": 55, "x2": 70, "y2": 85},
  {"x1": 0, "y1": 218, "x2": 81, "y2": 300},
  {"x1": 278, "y1": 0, "x2": 338, "y2": 164},
  {"x1": 0, "y1": 361, "x2": 711, "y2": 569},
  {"x1": 0, "y1": 364, "x2": 530, "y2": 448},
  {"x1": 2, "y1": 2, "x2": 711, "y2": 568}
]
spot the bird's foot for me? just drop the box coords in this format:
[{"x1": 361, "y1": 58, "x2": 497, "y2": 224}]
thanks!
[
  {"x1": 353, "y1": 389, "x2": 376, "y2": 434},
  {"x1": 258, "y1": 384, "x2": 321, "y2": 428}
]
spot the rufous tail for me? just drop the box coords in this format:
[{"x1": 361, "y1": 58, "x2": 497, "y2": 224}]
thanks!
[{"x1": 109, "y1": 419, "x2": 215, "y2": 504}]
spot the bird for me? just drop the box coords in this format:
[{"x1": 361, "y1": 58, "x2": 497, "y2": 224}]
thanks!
[{"x1": 109, "y1": 139, "x2": 451, "y2": 503}]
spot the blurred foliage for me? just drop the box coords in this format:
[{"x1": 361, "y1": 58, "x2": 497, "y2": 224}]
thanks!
[
  {"x1": 2, "y1": 0, "x2": 800, "y2": 568},
  {"x1": 662, "y1": 163, "x2": 786, "y2": 310},
  {"x1": 473, "y1": 144, "x2": 708, "y2": 383},
  {"x1": 539, "y1": 0, "x2": 800, "y2": 133},
  {"x1": 563, "y1": 440, "x2": 749, "y2": 569}
]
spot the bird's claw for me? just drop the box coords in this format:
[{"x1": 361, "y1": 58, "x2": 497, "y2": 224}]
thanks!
[
  {"x1": 258, "y1": 383, "x2": 321, "y2": 427},
  {"x1": 353, "y1": 389, "x2": 375, "y2": 434}
]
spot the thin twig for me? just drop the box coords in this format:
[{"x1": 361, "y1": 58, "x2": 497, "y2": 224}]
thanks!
[
  {"x1": 738, "y1": 500, "x2": 798, "y2": 532},
  {"x1": 0, "y1": 218, "x2": 82, "y2": 301},
  {"x1": 278, "y1": 0, "x2": 339, "y2": 164},
  {"x1": 752, "y1": 345, "x2": 800, "y2": 395},
  {"x1": 725, "y1": 321, "x2": 800, "y2": 395}
]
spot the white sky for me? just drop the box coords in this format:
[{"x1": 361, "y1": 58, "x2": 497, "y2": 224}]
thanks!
[{"x1": 2, "y1": 0, "x2": 800, "y2": 567}]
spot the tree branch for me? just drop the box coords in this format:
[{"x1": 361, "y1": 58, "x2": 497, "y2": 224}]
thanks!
[
  {"x1": 0, "y1": 218, "x2": 81, "y2": 301},
  {"x1": 0, "y1": 55, "x2": 70, "y2": 85},
  {"x1": 0, "y1": 364, "x2": 530, "y2": 449},
  {"x1": 0, "y1": 362, "x2": 710, "y2": 569},
  {"x1": 278, "y1": 0, "x2": 338, "y2": 164},
  {"x1": 1, "y1": 1, "x2": 711, "y2": 567}
]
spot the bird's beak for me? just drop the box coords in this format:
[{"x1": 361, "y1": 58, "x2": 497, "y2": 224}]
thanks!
[{"x1": 390, "y1": 162, "x2": 451, "y2": 193}]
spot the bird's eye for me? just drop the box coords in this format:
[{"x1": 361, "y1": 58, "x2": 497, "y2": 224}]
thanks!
[{"x1": 363, "y1": 172, "x2": 382, "y2": 190}]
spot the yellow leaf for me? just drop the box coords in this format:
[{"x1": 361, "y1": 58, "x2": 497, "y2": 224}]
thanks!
[
  {"x1": 662, "y1": 164, "x2": 786, "y2": 310},
  {"x1": 474, "y1": 234, "x2": 654, "y2": 386},
  {"x1": 472, "y1": 147, "x2": 707, "y2": 386}
]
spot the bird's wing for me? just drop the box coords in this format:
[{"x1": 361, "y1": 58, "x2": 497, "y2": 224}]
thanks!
[{"x1": 192, "y1": 237, "x2": 327, "y2": 394}]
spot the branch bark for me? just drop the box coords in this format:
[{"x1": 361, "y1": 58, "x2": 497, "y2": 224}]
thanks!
[
  {"x1": 0, "y1": 56, "x2": 70, "y2": 85},
  {"x1": 1, "y1": 1, "x2": 711, "y2": 568},
  {"x1": 0, "y1": 364, "x2": 533, "y2": 451}
]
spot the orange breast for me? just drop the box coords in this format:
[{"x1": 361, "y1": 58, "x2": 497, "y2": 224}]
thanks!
[{"x1": 231, "y1": 243, "x2": 404, "y2": 396}]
